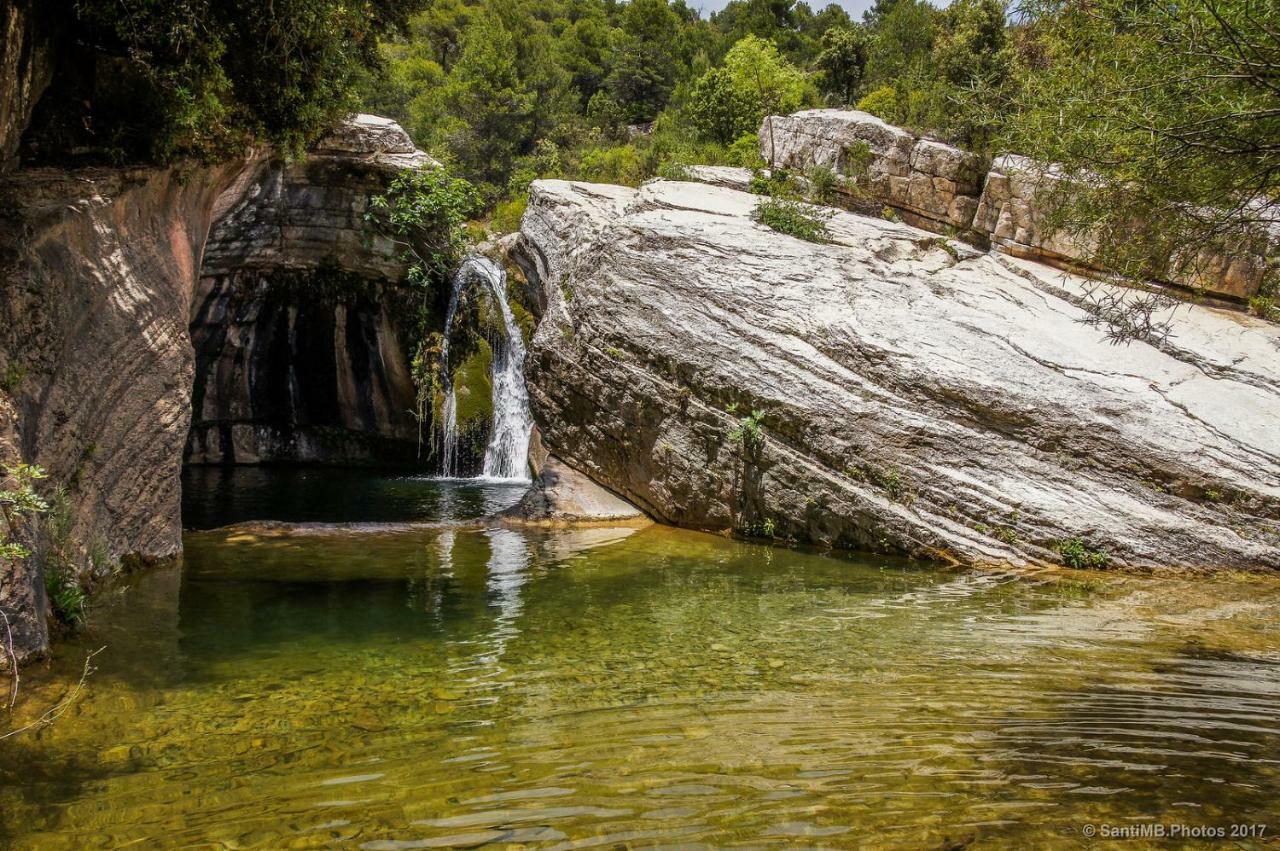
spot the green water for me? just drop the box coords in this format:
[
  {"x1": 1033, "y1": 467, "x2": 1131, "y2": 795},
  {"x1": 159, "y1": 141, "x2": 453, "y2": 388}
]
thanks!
[{"x1": 3, "y1": 478, "x2": 1280, "y2": 848}]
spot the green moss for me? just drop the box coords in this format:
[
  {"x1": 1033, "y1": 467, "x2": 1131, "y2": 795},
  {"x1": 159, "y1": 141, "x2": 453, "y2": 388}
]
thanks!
[{"x1": 453, "y1": 340, "x2": 494, "y2": 426}]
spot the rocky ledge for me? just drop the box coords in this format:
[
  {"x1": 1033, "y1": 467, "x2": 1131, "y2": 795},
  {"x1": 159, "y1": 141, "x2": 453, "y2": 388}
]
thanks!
[{"x1": 515, "y1": 178, "x2": 1280, "y2": 571}]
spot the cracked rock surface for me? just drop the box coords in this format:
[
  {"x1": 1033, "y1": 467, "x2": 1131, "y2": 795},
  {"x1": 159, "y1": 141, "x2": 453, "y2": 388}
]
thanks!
[{"x1": 515, "y1": 178, "x2": 1280, "y2": 570}]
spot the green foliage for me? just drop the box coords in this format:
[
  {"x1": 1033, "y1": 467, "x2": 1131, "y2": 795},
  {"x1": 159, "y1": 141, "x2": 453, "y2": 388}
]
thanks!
[
  {"x1": 1001, "y1": 0, "x2": 1280, "y2": 299},
  {"x1": 856, "y1": 85, "x2": 899, "y2": 119},
  {"x1": 578, "y1": 145, "x2": 646, "y2": 186},
  {"x1": 728, "y1": 408, "x2": 767, "y2": 447},
  {"x1": 365, "y1": 166, "x2": 479, "y2": 427},
  {"x1": 688, "y1": 36, "x2": 814, "y2": 146},
  {"x1": 865, "y1": 0, "x2": 937, "y2": 84},
  {"x1": 0, "y1": 465, "x2": 88, "y2": 624},
  {"x1": 490, "y1": 196, "x2": 528, "y2": 235},
  {"x1": 366, "y1": 167, "x2": 479, "y2": 282},
  {"x1": 31, "y1": 0, "x2": 422, "y2": 163},
  {"x1": 1057, "y1": 538, "x2": 1110, "y2": 570},
  {"x1": 815, "y1": 25, "x2": 870, "y2": 105},
  {"x1": 41, "y1": 489, "x2": 90, "y2": 627},
  {"x1": 424, "y1": 13, "x2": 537, "y2": 198},
  {"x1": 1, "y1": 466, "x2": 57, "y2": 619},
  {"x1": 805, "y1": 165, "x2": 840, "y2": 203},
  {"x1": 727, "y1": 133, "x2": 767, "y2": 170},
  {"x1": 753, "y1": 196, "x2": 833, "y2": 243}
]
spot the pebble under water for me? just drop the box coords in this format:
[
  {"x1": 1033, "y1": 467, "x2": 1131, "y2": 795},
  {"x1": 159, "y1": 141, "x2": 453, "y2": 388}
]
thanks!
[{"x1": 3, "y1": 473, "x2": 1280, "y2": 848}]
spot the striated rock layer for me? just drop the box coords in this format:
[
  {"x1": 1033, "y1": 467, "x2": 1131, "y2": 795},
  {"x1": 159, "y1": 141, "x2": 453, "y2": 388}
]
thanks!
[
  {"x1": 516, "y1": 178, "x2": 1280, "y2": 571},
  {"x1": 0, "y1": 159, "x2": 258, "y2": 659},
  {"x1": 0, "y1": 115, "x2": 430, "y2": 661},
  {"x1": 187, "y1": 115, "x2": 433, "y2": 464},
  {"x1": 762, "y1": 109, "x2": 1272, "y2": 300}
]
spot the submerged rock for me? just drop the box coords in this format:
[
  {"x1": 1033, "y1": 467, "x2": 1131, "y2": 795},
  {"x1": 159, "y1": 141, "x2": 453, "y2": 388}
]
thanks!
[{"x1": 515, "y1": 178, "x2": 1280, "y2": 570}]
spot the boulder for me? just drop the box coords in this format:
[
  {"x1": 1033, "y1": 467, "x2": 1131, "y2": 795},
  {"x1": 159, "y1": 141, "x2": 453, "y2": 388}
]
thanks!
[
  {"x1": 501, "y1": 456, "x2": 649, "y2": 526},
  {"x1": 516, "y1": 178, "x2": 1280, "y2": 571},
  {"x1": 762, "y1": 109, "x2": 985, "y2": 232},
  {"x1": 765, "y1": 109, "x2": 1273, "y2": 300}
]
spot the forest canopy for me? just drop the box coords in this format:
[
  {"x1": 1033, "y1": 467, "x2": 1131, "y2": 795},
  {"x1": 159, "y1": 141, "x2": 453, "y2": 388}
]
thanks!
[{"x1": 357, "y1": 0, "x2": 1277, "y2": 314}]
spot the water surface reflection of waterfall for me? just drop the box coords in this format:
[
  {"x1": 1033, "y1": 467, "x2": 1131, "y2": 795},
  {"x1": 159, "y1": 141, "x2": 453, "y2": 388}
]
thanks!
[{"x1": 439, "y1": 256, "x2": 533, "y2": 482}]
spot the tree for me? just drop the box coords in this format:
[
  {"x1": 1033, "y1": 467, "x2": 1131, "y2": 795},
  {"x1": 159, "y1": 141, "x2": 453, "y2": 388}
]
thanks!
[
  {"x1": 606, "y1": 0, "x2": 684, "y2": 122},
  {"x1": 687, "y1": 35, "x2": 814, "y2": 147},
  {"x1": 932, "y1": 0, "x2": 1009, "y2": 88},
  {"x1": 688, "y1": 68, "x2": 759, "y2": 144},
  {"x1": 429, "y1": 13, "x2": 537, "y2": 195},
  {"x1": 722, "y1": 35, "x2": 816, "y2": 162},
  {"x1": 815, "y1": 25, "x2": 870, "y2": 105},
  {"x1": 864, "y1": 0, "x2": 937, "y2": 85},
  {"x1": 1002, "y1": 0, "x2": 1280, "y2": 314},
  {"x1": 38, "y1": 0, "x2": 425, "y2": 163}
]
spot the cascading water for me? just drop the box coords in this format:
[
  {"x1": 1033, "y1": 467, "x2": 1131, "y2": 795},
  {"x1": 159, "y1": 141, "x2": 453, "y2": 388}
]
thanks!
[
  {"x1": 437, "y1": 269, "x2": 465, "y2": 478},
  {"x1": 437, "y1": 256, "x2": 533, "y2": 481}
]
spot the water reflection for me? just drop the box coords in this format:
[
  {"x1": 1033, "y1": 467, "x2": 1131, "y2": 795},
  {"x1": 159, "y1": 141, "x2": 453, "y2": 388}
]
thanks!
[
  {"x1": 3, "y1": 523, "x2": 1279, "y2": 849},
  {"x1": 181, "y1": 466, "x2": 527, "y2": 529}
]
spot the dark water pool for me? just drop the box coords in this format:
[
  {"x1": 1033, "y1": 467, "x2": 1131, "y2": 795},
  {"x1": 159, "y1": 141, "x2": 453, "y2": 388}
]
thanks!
[{"x1": 181, "y1": 466, "x2": 528, "y2": 529}]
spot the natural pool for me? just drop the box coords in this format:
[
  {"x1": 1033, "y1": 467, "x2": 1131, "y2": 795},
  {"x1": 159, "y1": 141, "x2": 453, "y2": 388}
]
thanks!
[{"x1": 2, "y1": 472, "x2": 1279, "y2": 848}]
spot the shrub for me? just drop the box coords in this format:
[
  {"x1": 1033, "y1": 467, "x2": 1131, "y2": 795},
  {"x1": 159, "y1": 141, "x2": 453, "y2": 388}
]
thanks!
[
  {"x1": 1057, "y1": 538, "x2": 1110, "y2": 569},
  {"x1": 857, "y1": 85, "x2": 900, "y2": 121},
  {"x1": 727, "y1": 133, "x2": 766, "y2": 170},
  {"x1": 805, "y1": 165, "x2": 840, "y2": 203},
  {"x1": 578, "y1": 144, "x2": 645, "y2": 186},
  {"x1": 753, "y1": 197, "x2": 834, "y2": 243},
  {"x1": 490, "y1": 195, "x2": 527, "y2": 234}
]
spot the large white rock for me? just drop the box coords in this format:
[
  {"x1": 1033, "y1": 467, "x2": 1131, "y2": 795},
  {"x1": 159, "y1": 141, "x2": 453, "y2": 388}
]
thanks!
[{"x1": 516, "y1": 178, "x2": 1280, "y2": 571}]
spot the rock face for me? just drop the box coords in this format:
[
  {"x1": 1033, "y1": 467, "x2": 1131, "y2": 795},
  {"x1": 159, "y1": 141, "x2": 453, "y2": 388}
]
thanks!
[
  {"x1": 0, "y1": 159, "x2": 257, "y2": 661},
  {"x1": 516, "y1": 178, "x2": 1280, "y2": 571},
  {"x1": 0, "y1": 0, "x2": 55, "y2": 171},
  {"x1": 502, "y1": 456, "x2": 650, "y2": 526},
  {"x1": 762, "y1": 109, "x2": 1271, "y2": 300},
  {"x1": 0, "y1": 115, "x2": 431, "y2": 661},
  {"x1": 187, "y1": 115, "x2": 433, "y2": 464},
  {"x1": 763, "y1": 109, "x2": 985, "y2": 233}
]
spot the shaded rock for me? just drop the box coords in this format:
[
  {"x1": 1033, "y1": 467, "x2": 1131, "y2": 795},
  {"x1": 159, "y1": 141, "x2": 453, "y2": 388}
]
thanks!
[
  {"x1": 515, "y1": 178, "x2": 1280, "y2": 571},
  {"x1": 0, "y1": 114, "x2": 431, "y2": 660},
  {"x1": 187, "y1": 117, "x2": 432, "y2": 465},
  {"x1": 0, "y1": 0, "x2": 55, "y2": 170},
  {"x1": 502, "y1": 457, "x2": 649, "y2": 526}
]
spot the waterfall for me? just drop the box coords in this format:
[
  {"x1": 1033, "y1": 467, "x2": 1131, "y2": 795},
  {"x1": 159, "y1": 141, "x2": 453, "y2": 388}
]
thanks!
[
  {"x1": 437, "y1": 256, "x2": 532, "y2": 482},
  {"x1": 438, "y1": 268, "x2": 465, "y2": 478}
]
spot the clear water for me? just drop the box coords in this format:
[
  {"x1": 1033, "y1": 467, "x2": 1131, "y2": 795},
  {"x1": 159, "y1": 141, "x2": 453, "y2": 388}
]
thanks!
[{"x1": 4, "y1": 476, "x2": 1280, "y2": 848}]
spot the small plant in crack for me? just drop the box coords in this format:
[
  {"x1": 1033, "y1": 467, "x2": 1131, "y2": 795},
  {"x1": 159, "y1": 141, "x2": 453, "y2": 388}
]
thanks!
[
  {"x1": 1057, "y1": 537, "x2": 1110, "y2": 569},
  {"x1": 728, "y1": 408, "x2": 767, "y2": 451}
]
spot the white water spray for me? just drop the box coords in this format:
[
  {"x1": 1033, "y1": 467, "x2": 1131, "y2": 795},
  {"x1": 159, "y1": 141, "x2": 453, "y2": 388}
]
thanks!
[
  {"x1": 437, "y1": 256, "x2": 532, "y2": 481},
  {"x1": 438, "y1": 268, "x2": 465, "y2": 478}
]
